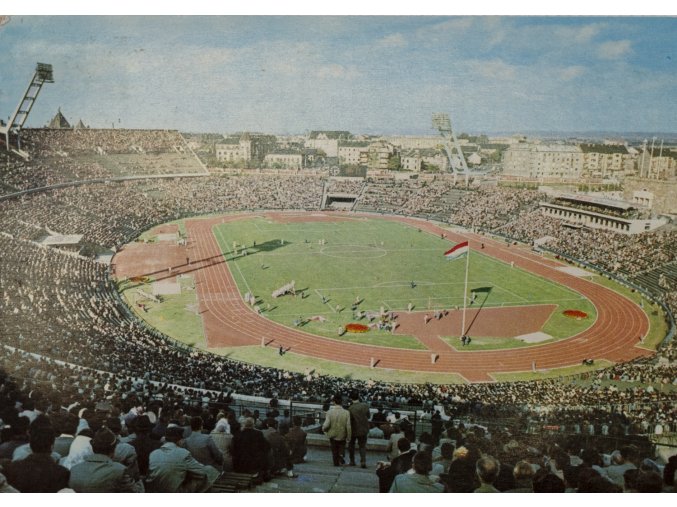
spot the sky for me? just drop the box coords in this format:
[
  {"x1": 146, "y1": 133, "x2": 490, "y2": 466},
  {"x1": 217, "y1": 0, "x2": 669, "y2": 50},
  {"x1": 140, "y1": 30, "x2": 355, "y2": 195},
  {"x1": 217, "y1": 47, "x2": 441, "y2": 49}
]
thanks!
[{"x1": 0, "y1": 15, "x2": 675, "y2": 135}]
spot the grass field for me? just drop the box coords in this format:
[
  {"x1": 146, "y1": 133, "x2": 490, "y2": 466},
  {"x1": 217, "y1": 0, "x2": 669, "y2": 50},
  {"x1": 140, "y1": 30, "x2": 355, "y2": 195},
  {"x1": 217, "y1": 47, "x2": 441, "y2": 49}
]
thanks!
[{"x1": 213, "y1": 216, "x2": 596, "y2": 349}]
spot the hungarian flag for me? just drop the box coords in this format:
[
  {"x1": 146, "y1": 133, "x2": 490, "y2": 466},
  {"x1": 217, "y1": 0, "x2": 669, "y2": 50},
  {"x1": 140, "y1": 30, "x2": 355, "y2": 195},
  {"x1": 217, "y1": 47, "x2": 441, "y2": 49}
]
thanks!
[{"x1": 444, "y1": 241, "x2": 469, "y2": 260}]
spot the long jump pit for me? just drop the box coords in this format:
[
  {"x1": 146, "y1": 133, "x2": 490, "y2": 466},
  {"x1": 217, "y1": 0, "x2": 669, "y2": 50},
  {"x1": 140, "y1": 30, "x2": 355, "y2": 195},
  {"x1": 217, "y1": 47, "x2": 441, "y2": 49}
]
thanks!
[{"x1": 112, "y1": 211, "x2": 652, "y2": 383}]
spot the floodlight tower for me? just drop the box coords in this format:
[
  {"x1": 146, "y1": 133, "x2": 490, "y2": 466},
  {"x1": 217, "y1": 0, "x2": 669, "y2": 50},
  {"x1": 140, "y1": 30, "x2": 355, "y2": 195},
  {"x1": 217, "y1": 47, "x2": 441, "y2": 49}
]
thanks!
[
  {"x1": 0, "y1": 62, "x2": 54, "y2": 155},
  {"x1": 432, "y1": 112, "x2": 469, "y2": 185}
]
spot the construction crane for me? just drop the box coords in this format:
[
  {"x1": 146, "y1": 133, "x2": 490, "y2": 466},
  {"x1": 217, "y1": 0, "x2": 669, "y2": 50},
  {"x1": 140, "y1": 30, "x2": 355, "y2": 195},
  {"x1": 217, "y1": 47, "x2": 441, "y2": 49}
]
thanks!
[
  {"x1": 432, "y1": 112, "x2": 469, "y2": 186},
  {"x1": 0, "y1": 62, "x2": 54, "y2": 157}
]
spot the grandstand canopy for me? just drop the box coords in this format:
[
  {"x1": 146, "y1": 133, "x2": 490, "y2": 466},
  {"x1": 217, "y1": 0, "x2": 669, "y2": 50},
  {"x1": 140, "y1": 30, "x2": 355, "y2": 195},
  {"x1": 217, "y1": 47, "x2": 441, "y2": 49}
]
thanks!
[{"x1": 555, "y1": 193, "x2": 638, "y2": 211}]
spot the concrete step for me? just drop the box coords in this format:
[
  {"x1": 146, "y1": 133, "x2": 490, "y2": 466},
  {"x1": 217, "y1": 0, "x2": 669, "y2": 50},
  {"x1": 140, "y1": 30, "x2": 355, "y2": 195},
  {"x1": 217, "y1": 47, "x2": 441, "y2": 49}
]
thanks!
[{"x1": 253, "y1": 445, "x2": 380, "y2": 493}]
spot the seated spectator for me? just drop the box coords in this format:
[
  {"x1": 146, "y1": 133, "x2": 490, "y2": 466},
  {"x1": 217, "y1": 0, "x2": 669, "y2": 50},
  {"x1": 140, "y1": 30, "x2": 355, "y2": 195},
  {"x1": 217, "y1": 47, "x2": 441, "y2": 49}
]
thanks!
[
  {"x1": 262, "y1": 418, "x2": 296, "y2": 478},
  {"x1": 11, "y1": 415, "x2": 62, "y2": 463},
  {"x1": 105, "y1": 417, "x2": 141, "y2": 482},
  {"x1": 285, "y1": 416, "x2": 307, "y2": 464},
  {"x1": 389, "y1": 452, "x2": 444, "y2": 493},
  {"x1": 4, "y1": 421, "x2": 70, "y2": 492},
  {"x1": 532, "y1": 469, "x2": 566, "y2": 493},
  {"x1": 602, "y1": 445, "x2": 639, "y2": 488},
  {"x1": 0, "y1": 417, "x2": 29, "y2": 460},
  {"x1": 506, "y1": 460, "x2": 535, "y2": 492},
  {"x1": 210, "y1": 421, "x2": 234, "y2": 472},
  {"x1": 53, "y1": 412, "x2": 79, "y2": 459},
  {"x1": 231, "y1": 417, "x2": 270, "y2": 480},
  {"x1": 432, "y1": 442, "x2": 454, "y2": 476},
  {"x1": 69, "y1": 428, "x2": 142, "y2": 493},
  {"x1": 474, "y1": 455, "x2": 501, "y2": 493},
  {"x1": 146, "y1": 426, "x2": 219, "y2": 493},
  {"x1": 184, "y1": 416, "x2": 223, "y2": 470},
  {"x1": 60, "y1": 428, "x2": 94, "y2": 470},
  {"x1": 376, "y1": 437, "x2": 416, "y2": 493},
  {"x1": 128, "y1": 415, "x2": 161, "y2": 479},
  {"x1": 445, "y1": 445, "x2": 481, "y2": 493}
]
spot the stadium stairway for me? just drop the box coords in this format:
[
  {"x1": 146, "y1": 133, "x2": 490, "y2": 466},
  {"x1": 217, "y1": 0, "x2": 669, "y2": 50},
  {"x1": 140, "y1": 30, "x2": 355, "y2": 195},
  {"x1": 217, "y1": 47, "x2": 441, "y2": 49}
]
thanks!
[{"x1": 254, "y1": 446, "x2": 380, "y2": 493}]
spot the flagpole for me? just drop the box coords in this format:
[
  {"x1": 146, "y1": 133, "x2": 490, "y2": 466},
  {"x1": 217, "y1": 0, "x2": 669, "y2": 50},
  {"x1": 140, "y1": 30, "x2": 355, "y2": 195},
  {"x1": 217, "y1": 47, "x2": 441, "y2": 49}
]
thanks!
[{"x1": 461, "y1": 245, "x2": 470, "y2": 337}]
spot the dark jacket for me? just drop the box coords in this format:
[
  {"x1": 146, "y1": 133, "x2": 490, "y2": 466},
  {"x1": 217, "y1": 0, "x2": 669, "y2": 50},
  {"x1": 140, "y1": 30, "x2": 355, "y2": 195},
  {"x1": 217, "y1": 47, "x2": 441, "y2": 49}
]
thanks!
[
  {"x1": 231, "y1": 428, "x2": 270, "y2": 474},
  {"x1": 4, "y1": 453, "x2": 70, "y2": 492},
  {"x1": 130, "y1": 433, "x2": 162, "y2": 477},
  {"x1": 285, "y1": 426, "x2": 307, "y2": 464},
  {"x1": 376, "y1": 449, "x2": 416, "y2": 493},
  {"x1": 348, "y1": 401, "x2": 371, "y2": 438}
]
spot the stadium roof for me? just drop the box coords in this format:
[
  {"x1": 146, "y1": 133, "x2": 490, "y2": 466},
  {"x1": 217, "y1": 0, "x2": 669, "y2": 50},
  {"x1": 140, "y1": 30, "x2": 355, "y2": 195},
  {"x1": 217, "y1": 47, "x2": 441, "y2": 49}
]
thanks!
[
  {"x1": 47, "y1": 108, "x2": 71, "y2": 129},
  {"x1": 555, "y1": 193, "x2": 637, "y2": 211}
]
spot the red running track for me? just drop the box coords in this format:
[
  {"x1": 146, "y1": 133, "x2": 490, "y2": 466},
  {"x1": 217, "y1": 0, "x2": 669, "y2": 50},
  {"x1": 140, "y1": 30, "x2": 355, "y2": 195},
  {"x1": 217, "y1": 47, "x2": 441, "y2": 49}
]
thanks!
[{"x1": 159, "y1": 212, "x2": 653, "y2": 382}]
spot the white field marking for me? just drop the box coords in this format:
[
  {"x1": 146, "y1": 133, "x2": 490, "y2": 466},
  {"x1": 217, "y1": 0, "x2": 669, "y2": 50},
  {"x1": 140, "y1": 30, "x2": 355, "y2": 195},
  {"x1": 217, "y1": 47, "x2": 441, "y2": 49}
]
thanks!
[
  {"x1": 488, "y1": 281, "x2": 529, "y2": 302},
  {"x1": 213, "y1": 225, "x2": 253, "y2": 295}
]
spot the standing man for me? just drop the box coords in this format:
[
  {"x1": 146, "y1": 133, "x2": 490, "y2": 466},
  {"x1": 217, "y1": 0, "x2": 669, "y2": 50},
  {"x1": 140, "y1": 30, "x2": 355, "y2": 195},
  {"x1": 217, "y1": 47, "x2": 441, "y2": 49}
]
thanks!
[
  {"x1": 347, "y1": 391, "x2": 370, "y2": 469},
  {"x1": 322, "y1": 394, "x2": 351, "y2": 467}
]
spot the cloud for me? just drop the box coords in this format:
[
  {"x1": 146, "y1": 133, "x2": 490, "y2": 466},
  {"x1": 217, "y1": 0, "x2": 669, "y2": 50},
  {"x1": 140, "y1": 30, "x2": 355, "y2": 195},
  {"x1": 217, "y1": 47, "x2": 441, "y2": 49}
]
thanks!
[
  {"x1": 377, "y1": 33, "x2": 407, "y2": 49},
  {"x1": 560, "y1": 65, "x2": 586, "y2": 81},
  {"x1": 315, "y1": 63, "x2": 359, "y2": 80},
  {"x1": 597, "y1": 40, "x2": 632, "y2": 60}
]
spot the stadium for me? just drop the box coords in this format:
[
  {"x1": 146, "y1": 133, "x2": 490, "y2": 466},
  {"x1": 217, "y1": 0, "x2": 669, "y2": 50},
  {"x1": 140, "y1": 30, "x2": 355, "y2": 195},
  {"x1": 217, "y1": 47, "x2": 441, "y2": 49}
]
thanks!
[{"x1": 1, "y1": 23, "x2": 676, "y2": 494}]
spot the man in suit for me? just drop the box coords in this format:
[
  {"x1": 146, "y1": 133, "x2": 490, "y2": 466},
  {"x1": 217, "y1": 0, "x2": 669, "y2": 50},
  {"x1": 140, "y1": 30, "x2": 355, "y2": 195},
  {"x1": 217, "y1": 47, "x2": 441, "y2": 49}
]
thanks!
[
  {"x1": 389, "y1": 452, "x2": 444, "y2": 493},
  {"x1": 347, "y1": 390, "x2": 370, "y2": 468},
  {"x1": 146, "y1": 426, "x2": 220, "y2": 492},
  {"x1": 129, "y1": 415, "x2": 162, "y2": 478},
  {"x1": 262, "y1": 418, "x2": 296, "y2": 478},
  {"x1": 285, "y1": 415, "x2": 307, "y2": 464},
  {"x1": 53, "y1": 412, "x2": 78, "y2": 459},
  {"x1": 4, "y1": 422, "x2": 70, "y2": 492},
  {"x1": 231, "y1": 417, "x2": 270, "y2": 478},
  {"x1": 376, "y1": 437, "x2": 416, "y2": 493},
  {"x1": 69, "y1": 428, "x2": 142, "y2": 493},
  {"x1": 184, "y1": 416, "x2": 224, "y2": 470},
  {"x1": 322, "y1": 393, "x2": 352, "y2": 467}
]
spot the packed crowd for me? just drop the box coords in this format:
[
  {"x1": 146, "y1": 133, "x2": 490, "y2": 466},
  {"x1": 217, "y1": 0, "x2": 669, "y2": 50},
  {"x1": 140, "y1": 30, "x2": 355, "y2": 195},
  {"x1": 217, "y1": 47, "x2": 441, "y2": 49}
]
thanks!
[
  {"x1": 325, "y1": 178, "x2": 364, "y2": 195},
  {"x1": 0, "y1": 176, "x2": 324, "y2": 251},
  {"x1": 24, "y1": 129, "x2": 187, "y2": 157},
  {"x1": 448, "y1": 186, "x2": 542, "y2": 230},
  {"x1": 0, "y1": 129, "x2": 205, "y2": 194},
  {"x1": 0, "y1": 144, "x2": 675, "y2": 493}
]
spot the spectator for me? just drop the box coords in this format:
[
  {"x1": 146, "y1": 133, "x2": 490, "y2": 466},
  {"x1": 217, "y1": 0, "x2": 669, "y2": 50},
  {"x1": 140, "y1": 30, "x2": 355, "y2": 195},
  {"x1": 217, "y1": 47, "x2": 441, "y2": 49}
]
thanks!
[
  {"x1": 389, "y1": 452, "x2": 444, "y2": 493},
  {"x1": 474, "y1": 455, "x2": 501, "y2": 493},
  {"x1": 376, "y1": 437, "x2": 416, "y2": 493},
  {"x1": 347, "y1": 391, "x2": 370, "y2": 468},
  {"x1": 231, "y1": 417, "x2": 270, "y2": 480},
  {"x1": 184, "y1": 416, "x2": 223, "y2": 470},
  {"x1": 322, "y1": 393, "x2": 352, "y2": 467},
  {"x1": 69, "y1": 428, "x2": 142, "y2": 493},
  {"x1": 4, "y1": 422, "x2": 70, "y2": 492},
  {"x1": 285, "y1": 415, "x2": 307, "y2": 465},
  {"x1": 146, "y1": 426, "x2": 219, "y2": 493}
]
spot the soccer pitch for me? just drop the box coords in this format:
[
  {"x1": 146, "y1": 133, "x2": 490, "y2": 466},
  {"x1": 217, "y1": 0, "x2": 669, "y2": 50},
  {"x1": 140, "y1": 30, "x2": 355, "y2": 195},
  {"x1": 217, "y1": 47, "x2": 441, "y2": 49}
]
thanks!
[{"x1": 213, "y1": 216, "x2": 596, "y2": 349}]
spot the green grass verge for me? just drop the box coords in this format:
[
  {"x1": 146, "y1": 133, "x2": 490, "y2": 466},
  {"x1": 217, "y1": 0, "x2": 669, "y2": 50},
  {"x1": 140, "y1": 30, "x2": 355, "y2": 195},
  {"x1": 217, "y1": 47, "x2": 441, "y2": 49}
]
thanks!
[
  {"x1": 208, "y1": 345, "x2": 468, "y2": 384},
  {"x1": 491, "y1": 359, "x2": 614, "y2": 382},
  {"x1": 120, "y1": 275, "x2": 206, "y2": 348}
]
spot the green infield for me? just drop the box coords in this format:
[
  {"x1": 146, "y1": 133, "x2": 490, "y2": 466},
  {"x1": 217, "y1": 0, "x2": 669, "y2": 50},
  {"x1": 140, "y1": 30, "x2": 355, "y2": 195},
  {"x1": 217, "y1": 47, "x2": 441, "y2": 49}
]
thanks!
[{"x1": 212, "y1": 216, "x2": 597, "y2": 349}]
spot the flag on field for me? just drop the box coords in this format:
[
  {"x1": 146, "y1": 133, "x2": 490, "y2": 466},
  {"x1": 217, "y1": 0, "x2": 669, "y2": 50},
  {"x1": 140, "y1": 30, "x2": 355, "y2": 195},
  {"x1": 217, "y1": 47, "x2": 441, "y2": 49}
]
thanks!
[{"x1": 444, "y1": 241, "x2": 469, "y2": 260}]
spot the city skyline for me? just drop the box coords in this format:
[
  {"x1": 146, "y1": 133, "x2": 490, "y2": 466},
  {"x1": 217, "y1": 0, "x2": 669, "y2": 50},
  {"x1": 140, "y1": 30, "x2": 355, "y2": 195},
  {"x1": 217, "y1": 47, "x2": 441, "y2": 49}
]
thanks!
[{"x1": 0, "y1": 16, "x2": 675, "y2": 135}]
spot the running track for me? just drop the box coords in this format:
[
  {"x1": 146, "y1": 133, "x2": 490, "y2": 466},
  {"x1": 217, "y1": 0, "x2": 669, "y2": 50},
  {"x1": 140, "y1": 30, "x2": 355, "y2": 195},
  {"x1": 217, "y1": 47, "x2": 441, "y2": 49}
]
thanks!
[{"x1": 159, "y1": 212, "x2": 653, "y2": 382}]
